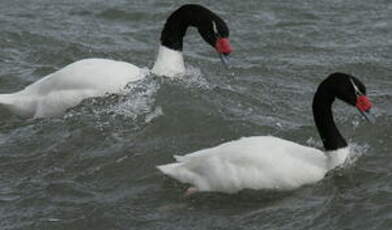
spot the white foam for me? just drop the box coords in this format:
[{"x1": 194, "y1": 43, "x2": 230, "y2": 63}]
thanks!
[
  {"x1": 63, "y1": 69, "x2": 162, "y2": 129},
  {"x1": 179, "y1": 65, "x2": 211, "y2": 89}
]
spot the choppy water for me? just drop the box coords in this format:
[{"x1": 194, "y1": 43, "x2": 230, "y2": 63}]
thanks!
[{"x1": 0, "y1": 0, "x2": 391, "y2": 229}]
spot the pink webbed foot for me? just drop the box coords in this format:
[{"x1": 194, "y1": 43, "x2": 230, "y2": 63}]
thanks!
[{"x1": 184, "y1": 186, "x2": 199, "y2": 197}]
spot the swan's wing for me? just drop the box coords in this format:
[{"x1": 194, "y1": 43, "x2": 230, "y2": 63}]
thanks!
[{"x1": 159, "y1": 136, "x2": 328, "y2": 193}]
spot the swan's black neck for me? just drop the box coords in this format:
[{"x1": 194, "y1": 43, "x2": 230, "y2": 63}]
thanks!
[
  {"x1": 312, "y1": 80, "x2": 348, "y2": 151},
  {"x1": 160, "y1": 4, "x2": 227, "y2": 51}
]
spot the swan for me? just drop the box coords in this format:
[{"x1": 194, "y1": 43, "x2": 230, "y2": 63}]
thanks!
[
  {"x1": 0, "y1": 4, "x2": 232, "y2": 118},
  {"x1": 157, "y1": 73, "x2": 374, "y2": 194}
]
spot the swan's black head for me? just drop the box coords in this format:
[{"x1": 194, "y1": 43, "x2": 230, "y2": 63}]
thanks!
[
  {"x1": 160, "y1": 4, "x2": 232, "y2": 67},
  {"x1": 324, "y1": 72, "x2": 374, "y2": 122},
  {"x1": 313, "y1": 72, "x2": 375, "y2": 151}
]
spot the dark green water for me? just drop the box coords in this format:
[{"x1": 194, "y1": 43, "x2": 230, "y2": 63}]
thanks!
[{"x1": 0, "y1": 0, "x2": 391, "y2": 229}]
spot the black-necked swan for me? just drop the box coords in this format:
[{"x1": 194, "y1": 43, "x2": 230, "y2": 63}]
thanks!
[
  {"x1": 0, "y1": 4, "x2": 232, "y2": 118},
  {"x1": 157, "y1": 73, "x2": 374, "y2": 194}
]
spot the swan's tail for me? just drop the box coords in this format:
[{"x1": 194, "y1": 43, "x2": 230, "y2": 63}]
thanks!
[
  {"x1": 157, "y1": 162, "x2": 182, "y2": 178},
  {"x1": 0, "y1": 93, "x2": 24, "y2": 116},
  {"x1": 157, "y1": 162, "x2": 197, "y2": 184},
  {"x1": 0, "y1": 93, "x2": 36, "y2": 118},
  {"x1": 157, "y1": 161, "x2": 205, "y2": 189},
  {"x1": 157, "y1": 162, "x2": 209, "y2": 192},
  {"x1": 0, "y1": 94, "x2": 16, "y2": 109}
]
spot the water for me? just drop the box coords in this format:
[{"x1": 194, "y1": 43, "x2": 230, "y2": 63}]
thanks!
[{"x1": 1, "y1": 0, "x2": 391, "y2": 229}]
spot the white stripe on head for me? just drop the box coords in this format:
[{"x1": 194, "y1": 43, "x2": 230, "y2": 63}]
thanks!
[
  {"x1": 212, "y1": 21, "x2": 218, "y2": 35},
  {"x1": 349, "y1": 77, "x2": 363, "y2": 96}
]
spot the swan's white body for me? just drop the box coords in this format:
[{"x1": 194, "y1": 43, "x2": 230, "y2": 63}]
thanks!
[
  {"x1": 157, "y1": 136, "x2": 349, "y2": 193},
  {"x1": 0, "y1": 46, "x2": 185, "y2": 118}
]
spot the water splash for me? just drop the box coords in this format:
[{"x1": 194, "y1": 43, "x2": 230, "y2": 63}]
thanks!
[
  {"x1": 145, "y1": 106, "x2": 163, "y2": 123},
  {"x1": 345, "y1": 142, "x2": 369, "y2": 167},
  {"x1": 306, "y1": 137, "x2": 323, "y2": 148},
  {"x1": 63, "y1": 69, "x2": 162, "y2": 130},
  {"x1": 178, "y1": 65, "x2": 211, "y2": 89}
]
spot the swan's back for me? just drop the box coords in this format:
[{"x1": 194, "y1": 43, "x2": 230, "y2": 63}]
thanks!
[
  {"x1": 24, "y1": 59, "x2": 142, "y2": 95},
  {"x1": 158, "y1": 136, "x2": 329, "y2": 193},
  {"x1": 0, "y1": 59, "x2": 143, "y2": 118}
]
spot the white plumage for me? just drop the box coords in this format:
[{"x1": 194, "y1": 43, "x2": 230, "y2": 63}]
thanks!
[
  {"x1": 157, "y1": 136, "x2": 349, "y2": 193},
  {"x1": 0, "y1": 58, "x2": 143, "y2": 118}
]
